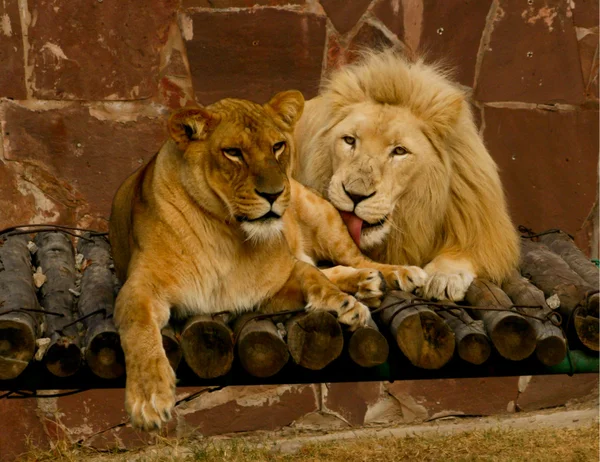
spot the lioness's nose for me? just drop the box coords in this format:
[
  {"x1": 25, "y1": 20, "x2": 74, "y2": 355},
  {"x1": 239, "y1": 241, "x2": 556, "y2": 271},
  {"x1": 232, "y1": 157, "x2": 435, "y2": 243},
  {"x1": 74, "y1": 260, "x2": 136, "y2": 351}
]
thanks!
[
  {"x1": 256, "y1": 188, "x2": 283, "y2": 205},
  {"x1": 343, "y1": 184, "x2": 375, "y2": 206}
]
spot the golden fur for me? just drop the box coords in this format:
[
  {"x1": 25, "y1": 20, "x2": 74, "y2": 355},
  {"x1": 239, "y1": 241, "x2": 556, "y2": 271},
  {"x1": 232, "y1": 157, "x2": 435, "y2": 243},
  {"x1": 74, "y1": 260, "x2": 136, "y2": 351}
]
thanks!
[
  {"x1": 109, "y1": 91, "x2": 426, "y2": 430},
  {"x1": 293, "y1": 50, "x2": 519, "y2": 301}
]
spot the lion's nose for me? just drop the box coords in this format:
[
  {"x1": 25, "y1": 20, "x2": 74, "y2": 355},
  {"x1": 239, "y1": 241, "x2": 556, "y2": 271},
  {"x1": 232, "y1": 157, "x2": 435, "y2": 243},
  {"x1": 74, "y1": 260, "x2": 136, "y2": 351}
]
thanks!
[
  {"x1": 343, "y1": 184, "x2": 375, "y2": 206},
  {"x1": 256, "y1": 188, "x2": 283, "y2": 205}
]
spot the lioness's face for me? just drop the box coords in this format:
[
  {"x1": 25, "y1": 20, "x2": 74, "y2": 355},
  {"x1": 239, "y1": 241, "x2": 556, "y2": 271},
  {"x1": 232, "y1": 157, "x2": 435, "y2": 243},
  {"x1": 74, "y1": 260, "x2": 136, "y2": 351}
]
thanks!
[
  {"x1": 169, "y1": 91, "x2": 304, "y2": 243},
  {"x1": 327, "y1": 102, "x2": 441, "y2": 250}
]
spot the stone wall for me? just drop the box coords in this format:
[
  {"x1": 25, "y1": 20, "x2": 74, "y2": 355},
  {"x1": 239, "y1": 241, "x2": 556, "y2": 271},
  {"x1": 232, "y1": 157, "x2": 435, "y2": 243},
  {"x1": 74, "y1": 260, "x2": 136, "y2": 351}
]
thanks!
[{"x1": 0, "y1": 0, "x2": 598, "y2": 459}]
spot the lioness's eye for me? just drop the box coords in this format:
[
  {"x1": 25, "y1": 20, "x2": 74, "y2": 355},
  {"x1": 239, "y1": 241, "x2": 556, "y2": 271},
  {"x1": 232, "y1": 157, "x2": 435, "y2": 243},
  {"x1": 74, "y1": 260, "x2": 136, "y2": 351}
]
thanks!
[
  {"x1": 392, "y1": 146, "x2": 409, "y2": 156},
  {"x1": 223, "y1": 148, "x2": 243, "y2": 159},
  {"x1": 343, "y1": 136, "x2": 356, "y2": 146},
  {"x1": 273, "y1": 141, "x2": 286, "y2": 155}
]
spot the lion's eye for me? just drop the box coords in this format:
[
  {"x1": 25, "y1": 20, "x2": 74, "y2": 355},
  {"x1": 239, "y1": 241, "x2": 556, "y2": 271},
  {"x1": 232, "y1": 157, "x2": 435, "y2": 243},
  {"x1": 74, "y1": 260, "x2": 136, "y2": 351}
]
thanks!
[
  {"x1": 392, "y1": 146, "x2": 409, "y2": 156},
  {"x1": 273, "y1": 141, "x2": 286, "y2": 156},
  {"x1": 343, "y1": 136, "x2": 356, "y2": 146},
  {"x1": 223, "y1": 148, "x2": 243, "y2": 160}
]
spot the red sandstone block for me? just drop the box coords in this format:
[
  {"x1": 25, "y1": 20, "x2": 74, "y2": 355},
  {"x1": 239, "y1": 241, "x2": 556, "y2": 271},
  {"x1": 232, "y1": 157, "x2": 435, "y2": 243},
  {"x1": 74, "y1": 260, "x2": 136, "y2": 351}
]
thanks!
[
  {"x1": 516, "y1": 374, "x2": 599, "y2": 411},
  {"x1": 483, "y1": 107, "x2": 599, "y2": 239},
  {"x1": 0, "y1": 398, "x2": 48, "y2": 462},
  {"x1": 27, "y1": 0, "x2": 177, "y2": 100},
  {"x1": 320, "y1": 0, "x2": 371, "y2": 35},
  {"x1": 324, "y1": 382, "x2": 383, "y2": 425},
  {"x1": 475, "y1": 0, "x2": 585, "y2": 104},
  {"x1": 185, "y1": 9, "x2": 326, "y2": 105},
  {"x1": 0, "y1": 0, "x2": 26, "y2": 99}
]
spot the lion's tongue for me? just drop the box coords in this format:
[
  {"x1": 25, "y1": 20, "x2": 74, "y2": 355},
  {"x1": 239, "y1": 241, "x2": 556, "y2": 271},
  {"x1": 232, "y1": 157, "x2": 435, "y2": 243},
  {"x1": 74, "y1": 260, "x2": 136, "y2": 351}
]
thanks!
[{"x1": 339, "y1": 211, "x2": 363, "y2": 247}]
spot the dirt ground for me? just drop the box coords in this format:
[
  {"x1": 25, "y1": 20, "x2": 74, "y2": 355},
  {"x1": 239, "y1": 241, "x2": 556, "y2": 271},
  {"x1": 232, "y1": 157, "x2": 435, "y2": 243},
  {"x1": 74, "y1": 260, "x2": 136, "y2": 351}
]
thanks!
[{"x1": 18, "y1": 405, "x2": 599, "y2": 462}]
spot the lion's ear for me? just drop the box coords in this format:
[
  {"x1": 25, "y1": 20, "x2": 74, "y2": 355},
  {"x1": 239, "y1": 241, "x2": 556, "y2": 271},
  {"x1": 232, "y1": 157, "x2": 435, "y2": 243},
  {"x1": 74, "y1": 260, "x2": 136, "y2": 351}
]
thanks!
[
  {"x1": 168, "y1": 107, "x2": 220, "y2": 151},
  {"x1": 265, "y1": 90, "x2": 305, "y2": 129}
]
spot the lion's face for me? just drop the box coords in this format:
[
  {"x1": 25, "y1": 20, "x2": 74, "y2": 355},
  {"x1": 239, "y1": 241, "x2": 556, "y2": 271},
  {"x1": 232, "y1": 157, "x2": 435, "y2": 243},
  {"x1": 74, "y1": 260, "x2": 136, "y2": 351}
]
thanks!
[
  {"x1": 326, "y1": 102, "x2": 442, "y2": 250},
  {"x1": 168, "y1": 91, "x2": 304, "y2": 243}
]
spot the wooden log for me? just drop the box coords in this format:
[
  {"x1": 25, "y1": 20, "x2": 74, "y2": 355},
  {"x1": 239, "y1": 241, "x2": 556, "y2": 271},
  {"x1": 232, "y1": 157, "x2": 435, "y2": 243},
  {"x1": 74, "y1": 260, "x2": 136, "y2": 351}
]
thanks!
[
  {"x1": 233, "y1": 313, "x2": 289, "y2": 378},
  {"x1": 181, "y1": 315, "x2": 234, "y2": 378},
  {"x1": 465, "y1": 279, "x2": 537, "y2": 361},
  {"x1": 520, "y1": 239, "x2": 598, "y2": 351},
  {"x1": 501, "y1": 271, "x2": 567, "y2": 366},
  {"x1": 77, "y1": 234, "x2": 125, "y2": 379},
  {"x1": 437, "y1": 306, "x2": 491, "y2": 366},
  {"x1": 0, "y1": 235, "x2": 39, "y2": 379},
  {"x1": 33, "y1": 232, "x2": 82, "y2": 377},
  {"x1": 162, "y1": 324, "x2": 183, "y2": 372},
  {"x1": 539, "y1": 231, "x2": 599, "y2": 289},
  {"x1": 377, "y1": 291, "x2": 455, "y2": 369},
  {"x1": 286, "y1": 311, "x2": 343, "y2": 370},
  {"x1": 347, "y1": 317, "x2": 389, "y2": 368}
]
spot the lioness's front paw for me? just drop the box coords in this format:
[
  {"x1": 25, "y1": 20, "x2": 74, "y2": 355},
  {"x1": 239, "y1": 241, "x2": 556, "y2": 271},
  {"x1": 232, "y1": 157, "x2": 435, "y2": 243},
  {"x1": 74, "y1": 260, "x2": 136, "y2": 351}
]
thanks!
[
  {"x1": 354, "y1": 269, "x2": 385, "y2": 307},
  {"x1": 126, "y1": 354, "x2": 176, "y2": 431},
  {"x1": 381, "y1": 266, "x2": 428, "y2": 292},
  {"x1": 418, "y1": 271, "x2": 474, "y2": 301},
  {"x1": 307, "y1": 292, "x2": 371, "y2": 331}
]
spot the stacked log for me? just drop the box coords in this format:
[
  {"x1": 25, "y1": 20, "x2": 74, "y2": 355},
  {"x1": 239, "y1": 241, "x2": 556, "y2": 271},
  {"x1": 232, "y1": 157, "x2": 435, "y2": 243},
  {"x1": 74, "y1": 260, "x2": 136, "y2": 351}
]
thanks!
[
  {"x1": 347, "y1": 318, "x2": 389, "y2": 368},
  {"x1": 0, "y1": 235, "x2": 39, "y2": 379},
  {"x1": 465, "y1": 279, "x2": 537, "y2": 361},
  {"x1": 501, "y1": 271, "x2": 567, "y2": 366},
  {"x1": 377, "y1": 291, "x2": 455, "y2": 369},
  {"x1": 520, "y1": 239, "x2": 598, "y2": 351},
  {"x1": 181, "y1": 314, "x2": 234, "y2": 378},
  {"x1": 437, "y1": 306, "x2": 491, "y2": 366},
  {"x1": 161, "y1": 324, "x2": 183, "y2": 371},
  {"x1": 33, "y1": 232, "x2": 82, "y2": 377},
  {"x1": 286, "y1": 311, "x2": 343, "y2": 370},
  {"x1": 234, "y1": 314, "x2": 289, "y2": 377},
  {"x1": 77, "y1": 234, "x2": 125, "y2": 379}
]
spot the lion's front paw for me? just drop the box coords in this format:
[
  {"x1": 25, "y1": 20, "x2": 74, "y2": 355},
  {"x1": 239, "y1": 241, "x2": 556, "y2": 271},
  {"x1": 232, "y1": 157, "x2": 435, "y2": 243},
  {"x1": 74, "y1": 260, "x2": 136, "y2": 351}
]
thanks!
[
  {"x1": 418, "y1": 271, "x2": 474, "y2": 301},
  {"x1": 307, "y1": 291, "x2": 371, "y2": 331},
  {"x1": 381, "y1": 266, "x2": 428, "y2": 292},
  {"x1": 126, "y1": 354, "x2": 176, "y2": 431}
]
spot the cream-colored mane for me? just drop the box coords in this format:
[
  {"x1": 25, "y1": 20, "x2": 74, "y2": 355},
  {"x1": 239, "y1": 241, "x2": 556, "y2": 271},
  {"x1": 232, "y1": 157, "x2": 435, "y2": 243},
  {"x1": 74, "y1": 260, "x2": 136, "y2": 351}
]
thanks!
[{"x1": 294, "y1": 50, "x2": 519, "y2": 299}]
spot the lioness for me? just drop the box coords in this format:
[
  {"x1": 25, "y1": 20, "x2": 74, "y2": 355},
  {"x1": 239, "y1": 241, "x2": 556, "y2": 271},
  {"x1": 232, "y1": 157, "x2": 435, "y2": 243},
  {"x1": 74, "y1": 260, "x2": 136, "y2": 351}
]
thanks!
[
  {"x1": 293, "y1": 50, "x2": 519, "y2": 301},
  {"x1": 109, "y1": 91, "x2": 426, "y2": 430}
]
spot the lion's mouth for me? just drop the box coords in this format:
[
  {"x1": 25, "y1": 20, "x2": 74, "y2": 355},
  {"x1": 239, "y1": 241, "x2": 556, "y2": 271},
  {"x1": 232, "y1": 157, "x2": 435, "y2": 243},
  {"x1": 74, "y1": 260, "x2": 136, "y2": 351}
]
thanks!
[
  {"x1": 339, "y1": 211, "x2": 387, "y2": 247},
  {"x1": 237, "y1": 211, "x2": 282, "y2": 223}
]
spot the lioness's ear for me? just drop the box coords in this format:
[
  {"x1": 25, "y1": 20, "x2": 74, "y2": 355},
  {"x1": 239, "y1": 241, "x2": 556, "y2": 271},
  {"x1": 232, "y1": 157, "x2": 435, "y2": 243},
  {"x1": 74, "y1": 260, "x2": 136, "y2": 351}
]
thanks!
[
  {"x1": 264, "y1": 90, "x2": 305, "y2": 129},
  {"x1": 168, "y1": 107, "x2": 219, "y2": 151}
]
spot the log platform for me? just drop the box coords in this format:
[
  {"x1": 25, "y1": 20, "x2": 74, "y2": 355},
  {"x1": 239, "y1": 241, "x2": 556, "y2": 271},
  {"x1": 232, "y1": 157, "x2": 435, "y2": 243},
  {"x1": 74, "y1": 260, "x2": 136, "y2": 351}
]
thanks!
[{"x1": 0, "y1": 228, "x2": 598, "y2": 391}]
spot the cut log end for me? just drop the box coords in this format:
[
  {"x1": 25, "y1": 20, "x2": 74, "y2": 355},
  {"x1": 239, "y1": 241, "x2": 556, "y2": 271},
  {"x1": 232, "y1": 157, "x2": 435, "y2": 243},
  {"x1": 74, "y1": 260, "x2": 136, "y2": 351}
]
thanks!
[
  {"x1": 181, "y1": 315, "x2": 234, "y2": 379},
  {"x1": 348, "y1": 326, "x2": 389, "y2": 368},
  {"x1": 535, "y1": 336, "x2": 567, "y2": 367},
  {"x1": 286, "y1": 311, "x2": 343, "y2": 370},
  {"x1": 238, "y1": 329, "x2": 289, "y2": 378},
  {"x1": 44, "y1": 340, "x2": 82, "y2": 378},
  {"x1": 394, "y1": 310, "x2": 455, "y2": 370},
  {"x1": 574, "y1": 310, "x2": 599, "y2": 352},
  {"x1": 85, "y1": 331, "x2": 125, "y2": 380},
  {"x1": 0, "y1": 317, "x2": 36, "y2": 380},
  {"x1": 456, "y1": 332, "x2": 492, "y2": 366},
  {"x1": 489, "y1": 314, "x2": 537, "y2": 361}
]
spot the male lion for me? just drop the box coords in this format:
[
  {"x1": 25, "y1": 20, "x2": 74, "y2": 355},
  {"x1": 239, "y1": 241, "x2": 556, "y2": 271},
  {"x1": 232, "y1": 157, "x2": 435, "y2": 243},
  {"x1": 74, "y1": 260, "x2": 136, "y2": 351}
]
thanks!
[
  {"x1": 293, "y1": 50, "x2": 519, "y2": 301},
  {"x1": 109, "y1": 91, "x2": 426, "y2": 430}
]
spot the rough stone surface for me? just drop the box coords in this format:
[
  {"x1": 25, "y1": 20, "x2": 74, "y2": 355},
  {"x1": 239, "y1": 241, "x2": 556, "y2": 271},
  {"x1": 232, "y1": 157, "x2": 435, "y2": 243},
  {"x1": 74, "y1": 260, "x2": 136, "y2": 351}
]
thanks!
[
  {"x1": 27, "y1": 0, "x2": 178, "y2": 100},
  {"x1": 516, "y1": 374, "x2": 599, "y2": 411},
  {"x1": 371, "y1": 0, "x2": 404, "y2": 41},
  {"x1": 476, "y1": 0, "x2": 585, "y2": 103},
  {"x1": 0, "y1": 0, "x2": 26, "y2": 99},
  {"x1": 184, "y1": 0, "x2": 305, "y2": 6},
  {"x1": 180, "y1": 384, "x2": 318, "y2": 436},
  {"x1": 484, "y1": 107, "x2": 599, "y2": 238},
  {"x1": 572, "y1": 0, "x2": 599, "y2": 29},
  {"x1": 0, "y1": 397, "x2": 48, "y2": 462},
  {"x1": 0, "y1": 101, "x2": 167, "y2": 227},
  {"x1": 320, "y1": 0, "x2": 372, "y2": 34},
  {"x1": 324, "y1": 382, "x2": 383, "y2": 425},
  {"x1": 347, "y1": 21, "x2": 394, "y2": 62},
  {"x1": 386, "y1": 377, "x2": 519, "y2": 417},
  {"x1": 577, "y1": 29, "x2": 599, "y2": 101},
  {"x1": 420, "y1": 0, "x2": 492, "y2": 86},
  {"x1": 186, "y1": 9, "x2": 326, "y2": 104}
]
